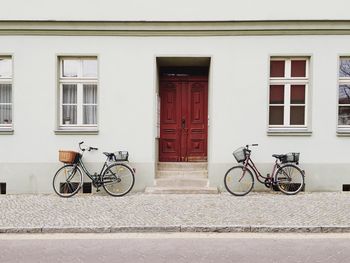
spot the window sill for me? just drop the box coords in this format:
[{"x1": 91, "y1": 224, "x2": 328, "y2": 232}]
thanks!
[
  {"x1": 337, "y1": 129, "x2": 350, "y2": 136},
  {"x1": 54, "y1": 129, "x2": 99, "y2": 135},
  {"x1": 267, "y1": 128, "x2": 312, "y2": 136},
  {"x1": 0, "y1": 128, "x2": 14, "y2": 135}
]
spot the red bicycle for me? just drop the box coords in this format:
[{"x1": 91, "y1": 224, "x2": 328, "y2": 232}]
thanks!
[{"x1": 224, "y1": 144, "x2": 305, "y2": 196}]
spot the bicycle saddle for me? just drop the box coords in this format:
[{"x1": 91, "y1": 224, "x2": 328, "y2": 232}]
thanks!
[
  {"x1": 103, "y1": 152, "x2": 114, "y2": 158},
  {"x1": 272, "y1": 154, "x2": 286, "y2": 159}
]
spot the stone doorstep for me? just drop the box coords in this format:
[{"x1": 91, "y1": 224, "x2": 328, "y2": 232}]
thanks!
[
  {"x1": 156, "y1": 170, "x2": 208, "y2": 178},
  {"x1": 155, "y1": 177, "x2": 209, "y2": 187},
  {"x1": 152, "y1": 162, "x2": 210, "y2": 193},
  {"x1": 144, "y1": 186, "x2": 219, "y2": 194},
  {"x1": 157, "y1": 162, "x2": 208, "y2": 171}
]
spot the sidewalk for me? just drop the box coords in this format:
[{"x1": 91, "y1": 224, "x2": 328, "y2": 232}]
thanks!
[{"x1": 0, "y1": 192, "x2": 349, "y2": 233}]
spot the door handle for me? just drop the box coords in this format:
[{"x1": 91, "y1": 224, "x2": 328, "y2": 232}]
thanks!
[{"x1": 181, "y1": 118, "x2": 186, "y2": 129}]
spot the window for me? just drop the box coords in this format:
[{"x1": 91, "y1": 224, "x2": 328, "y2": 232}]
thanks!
[
  {"x1": 0, "y1": 182, "x2": 6, "y2": 194},
  {"x1": 0, "y1": 57, "x2": 12, "y2": 130},
  {"x1": 58, "y1": 58, "x2": 98, "y2": 130},
  {"x1": 269, "y1": 58, "x2": 309, "y2": 131},
  {"x1": 338, "y1": 58, "x2": 350, "y2": 131}
]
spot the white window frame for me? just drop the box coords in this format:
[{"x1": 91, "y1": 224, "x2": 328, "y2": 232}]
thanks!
[
  {"x1": 337, "y1": 57, "x2": 350, "y2": 133},
  {"x1": 0, "y1": 56, "x2": 13, "y2": 131},
  {"x1": 269, "y1": 57, "x2": 309, "y2": 132},
  {"x1": 58, "y1": 57, "x2": 98, "y2": 130}
]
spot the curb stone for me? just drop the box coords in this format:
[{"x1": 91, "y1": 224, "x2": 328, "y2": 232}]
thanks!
[
  {"x1": 321, "y1": 226, "x2": 350, "y2": 233},
  {"x1": 42, "y1": 226, "x2": 112, "y2": 233},
  {"x1": 249, "y1": 226, "x2": 322, "y2": 233},
  {"x1": 0, "y1": 227, "x2": 42, "y2": 234},
  {"x1": 180, "y1": 226, "x2": 251, "y2": 233},
  {"x1": 1, "y1": 225, "x2": 350, "y2": 234},
  {"x1": 110, "y1": 226, "x2": 181, "y2": 233}
]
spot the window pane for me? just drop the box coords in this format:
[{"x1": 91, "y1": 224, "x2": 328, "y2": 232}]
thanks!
[
  {"x1": 290, "y1": 106, "x2": 305, "y2": 125},
  {"x1": 0, "y1": 105, "x2": 12, "y2": 124},
  {"x1": 0, "y1": 84, "x2": 12, "y2": 103},
  {"x1": 82, "y1": 60, "x2": 97, "y2": 78},
  {"x1": 83, "y1": 84, "x2": 97, "y2": 104},
  {"x1": 62, "y1": 105, "x2": 77, "y2": 124},
  {"x1": 0, "y1": 59, "x2": 12, "y2": 78},
  {"x1": 270, "y1": 85, "x2": 284, "y2": 104},
  {"x1": 83, "y1": 105, "x2": 97, "y2": 124},
  {"x1": 339, "y1": 59, "x2": 350, "y2": 77},
  {"x1": 291, "y1": 85, "x2": 305, "y2": 104},
  {"x1": 62, "y1": 84, "x2": 77, "y2": 104},
  {"x1": 270, "y1": 61, "x2": 285, "y2": 77},
  {"x1": 62, "y1": 60, "x2": 79, "y2": 77},
  {"x1": 291, "y1": 60, "x2": 306, "y2": 77},
  {"x1": 338, "y1": 106, "x2": 350, "y2": 125},
  {"x1": 339, "y1": 85, "x2": 350, "y2": 104},
  {"x1": 269, "y1": 106, "x2": 284, "y2": 125}
]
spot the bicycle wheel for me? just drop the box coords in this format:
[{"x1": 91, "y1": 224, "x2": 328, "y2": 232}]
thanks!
[
  {"x1": 53, "y1": 164, "x2": 83, "y2": 198},
  {"x1": 102, "y1": 163, "x2": 135, "y2": 197},
  {"x1": 224, "y1": 166, "x2": 254, "y2": 196},
  {"x1": 275, "y1": 164, "x2": 304, "y2": 195}
]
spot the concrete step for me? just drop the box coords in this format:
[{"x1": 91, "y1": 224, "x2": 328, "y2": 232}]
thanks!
[
  {"x1": 157, "y1": 162, "x2": 207, "y2": 171},
  {"x1": 144, "y1": 186, "x2": 219, "y2": 194},
  {"x1": 155, "y1": 177, "x2": 208, "y2": 187},
  {"x1": 156, "y1": 170, "x2": 208, "y2": 178}
]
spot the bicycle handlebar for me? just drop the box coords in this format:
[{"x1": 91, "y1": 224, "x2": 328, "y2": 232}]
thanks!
[
  {"x1": 88, "y1": 147, "x2": 98, "y2": 151},
  {"x1": 79, "y1": 141, "x2": 85, "y2": 151},
  {"x1": 246, "y1": 144, "x2": 259, "y2": 149},
  {"x1": 78, "y1": 142, "x2": 98, "y2": 152}
]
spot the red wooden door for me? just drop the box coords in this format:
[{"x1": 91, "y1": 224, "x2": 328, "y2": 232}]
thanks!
[{"x1": 159, "y1": 76, "x2": 208, "y2": 162}]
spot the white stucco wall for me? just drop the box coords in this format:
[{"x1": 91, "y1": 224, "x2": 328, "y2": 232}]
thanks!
[
  {"x1": 1, "y1": 34, "x2": 350, "y2": 192},
  {"x1": 1, "y1": 0, "x2": 350, "y2": 21}
]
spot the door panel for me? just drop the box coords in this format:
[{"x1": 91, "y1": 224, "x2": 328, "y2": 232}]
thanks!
[
  {"x1": 186, "y1": 81, "x2": 208, "y2": 161},
  {"x1": 159, "y1": 76, "x2": 208, "y2": 162},
  {"x1": 159, "y1": 81, "x2": 181, "y2": 162}
]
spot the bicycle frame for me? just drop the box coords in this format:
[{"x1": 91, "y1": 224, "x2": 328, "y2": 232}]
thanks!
[
  {"x1": 76, "y1": 157, "x2": 110, "y2": 183},
  {"x1": 74, "y1": 152, "x2": 131, "y2": 187},
  {"x1": 243, "y1": 153, "x2": 282, "y2": 184}
]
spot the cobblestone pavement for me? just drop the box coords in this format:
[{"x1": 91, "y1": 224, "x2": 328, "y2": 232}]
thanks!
[{"x1": 0, "y1": 192, "x2": 349, "y2": 233}]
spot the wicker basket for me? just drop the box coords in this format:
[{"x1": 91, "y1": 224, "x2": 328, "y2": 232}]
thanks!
[{"x1": 59, "y1": 150, "x2": 79, "y2": 164}]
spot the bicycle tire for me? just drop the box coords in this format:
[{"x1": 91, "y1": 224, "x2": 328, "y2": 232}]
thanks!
[
  {"x1": 102, "y1": 163, "x2": 135, "y2": 197},
  {"x1": 275, "y1": 163, "x2": 304, "y2": 195},
  {"x1": 224, "y1": 165, "x2": 254, "y2": 196},
  {"x1": 53, "y1": 164, "x2": 83, "y2": 198}
]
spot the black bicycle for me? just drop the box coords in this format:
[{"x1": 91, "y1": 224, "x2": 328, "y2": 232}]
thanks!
[
  {"x1": 53, "y1": 142, "x2": 135, "y2": 197},
  {"x1": 224, "y1": 144, "x2": 305, "y2": 196}
]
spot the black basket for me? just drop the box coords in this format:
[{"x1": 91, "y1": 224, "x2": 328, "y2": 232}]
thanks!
[
  {"x1": 232, "y1": 147, "x2": 247, "y2": 163},
  {"x1": 113, "y1": 151, "x2": 129, "y2": 162},
  {"x1": 281, "y1": 152, "x2": 300, "y2": 163}
]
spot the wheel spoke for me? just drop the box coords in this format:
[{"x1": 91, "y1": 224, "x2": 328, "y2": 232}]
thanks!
[
  {"x1": 53, "y1": 165, "x2": 82, "y2": 197},
  {"x1": 224, "y1": 166, "x2": 254, "y2": 196},
  {"x1": 102, "y1": 164, "x2": 135, "y2": 196},
  {"x1": 276, "y1": 164, "x2": 304, "y2": 195}
]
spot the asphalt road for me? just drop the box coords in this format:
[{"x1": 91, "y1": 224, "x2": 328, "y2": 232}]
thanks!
[{"x1": 0, "y1": 233, "x2": 349, "y2": 263}]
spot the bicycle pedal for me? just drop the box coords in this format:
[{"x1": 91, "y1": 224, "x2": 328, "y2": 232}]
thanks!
[{"x1": 96, "y1": 188, "x2": 100, "y2": 192}]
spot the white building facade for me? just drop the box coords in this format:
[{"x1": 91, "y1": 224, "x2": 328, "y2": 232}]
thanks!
[{"x1": 1, "y1": 0, "x2": 350, "y2": 193}]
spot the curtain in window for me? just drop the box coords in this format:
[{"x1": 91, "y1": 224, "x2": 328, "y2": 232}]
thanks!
[
  {"x1": 83, "y1": 84, "x2": 97, "y2": 124},
  {"x1": 0, "y1": 59, "x2": 12, "y2": 78},
  {"x1": 0, "y1": 84, "x2": 12, "y2": 124},
  {"x1": 62, "y1": 84, "x2": 77, "y2": 124}
]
